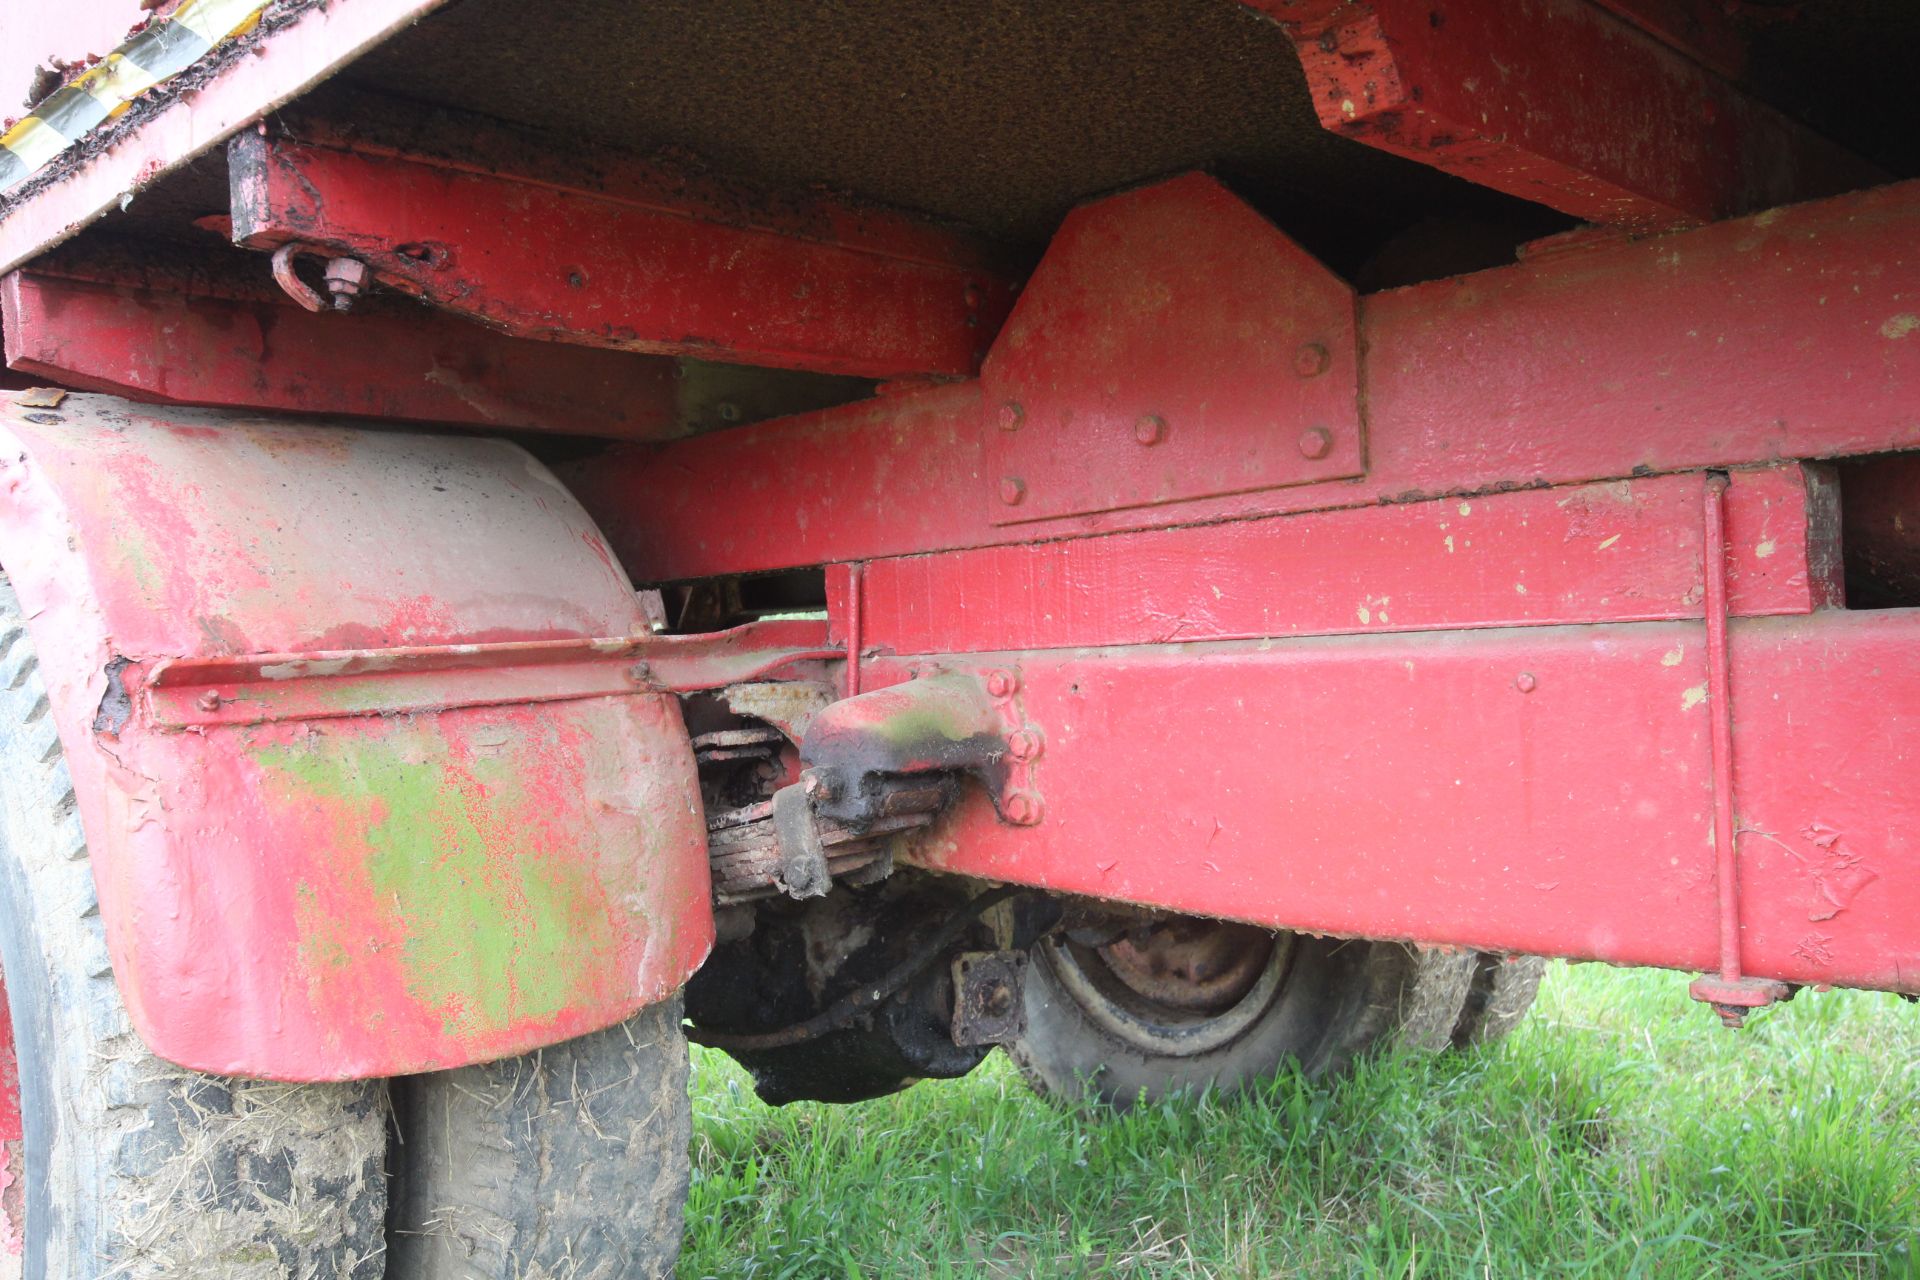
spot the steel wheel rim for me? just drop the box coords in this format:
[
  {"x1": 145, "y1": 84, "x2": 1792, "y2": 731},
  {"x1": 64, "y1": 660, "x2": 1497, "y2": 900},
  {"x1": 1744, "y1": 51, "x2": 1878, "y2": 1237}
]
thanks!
[{"x1": 1042, "y1": 917, "x2": 1295, "y2": 1058}]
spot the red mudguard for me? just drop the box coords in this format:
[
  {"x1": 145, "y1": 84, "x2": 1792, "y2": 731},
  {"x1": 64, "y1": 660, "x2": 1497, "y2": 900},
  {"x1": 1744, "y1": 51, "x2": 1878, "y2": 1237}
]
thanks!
[{"x1": 0, "y1": 390, "x2": 712, "y2": 1080}]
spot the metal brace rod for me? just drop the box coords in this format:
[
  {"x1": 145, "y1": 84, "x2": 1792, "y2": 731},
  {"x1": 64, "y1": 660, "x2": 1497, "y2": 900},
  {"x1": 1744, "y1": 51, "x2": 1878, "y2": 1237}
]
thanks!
[{"x1": 1689, "y1": 472, "x2": 1790, "y2": 1026}]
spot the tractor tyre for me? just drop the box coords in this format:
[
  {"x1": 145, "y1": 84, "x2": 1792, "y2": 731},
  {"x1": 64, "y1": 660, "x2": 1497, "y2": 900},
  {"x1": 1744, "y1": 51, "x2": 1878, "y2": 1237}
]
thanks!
[
  {"x1": 1450, "y1": 953, "x2": 1548, "y2": 1049},
  {"x1": 1008, "y1": 916, "x2": 1477, "y2": 1108},
  {"x1": 385, "y1": 998, "x2": 692, "y2": 1280},
  {"x1": 0, "y1": 576, "x2": 389, "y2": 1280}
]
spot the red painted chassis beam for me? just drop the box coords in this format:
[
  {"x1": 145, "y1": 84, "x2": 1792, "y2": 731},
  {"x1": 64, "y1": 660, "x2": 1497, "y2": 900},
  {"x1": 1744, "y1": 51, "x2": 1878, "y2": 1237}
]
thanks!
[
  {"x1": 886, "y1": 608, "x2": 1920, "y2": 996},
  {"x1": 836, "y1": 468, "x2": 1837, "y2": 656},
  {"x1": 227, "y1": 129, "x2": 1016, "y2": 380},
  {"x1": 1, "y1": 267, "x2": 687, "y2": 438},
  {"x1": 566, "y1": 178, "x2": 1920, "y2": 583},
  {"x1": 1241, "y1": 0, "x2": 1880, "y2": 228}
]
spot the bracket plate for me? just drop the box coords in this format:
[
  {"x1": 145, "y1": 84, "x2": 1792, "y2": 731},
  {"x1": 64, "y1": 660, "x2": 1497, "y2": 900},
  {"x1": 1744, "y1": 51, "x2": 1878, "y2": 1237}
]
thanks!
[{"x1": 982, "y1": 173, "x2": 1364, "y2": 525}]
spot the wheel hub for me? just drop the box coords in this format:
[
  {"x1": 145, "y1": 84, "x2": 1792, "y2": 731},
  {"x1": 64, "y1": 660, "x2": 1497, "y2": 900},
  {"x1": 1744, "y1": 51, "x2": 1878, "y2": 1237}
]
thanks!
[
  {"x1": 1097, "y1": 918, "x2": 1277, "y2": 1016},
  {"x1": 1044, "y1": 915, "x2": 1295, "y2": 1058}
]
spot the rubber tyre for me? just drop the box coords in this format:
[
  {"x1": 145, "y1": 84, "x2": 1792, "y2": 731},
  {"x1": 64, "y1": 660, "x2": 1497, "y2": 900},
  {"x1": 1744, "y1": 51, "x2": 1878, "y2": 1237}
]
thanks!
[
  {"x1": 0, "y1": 577, "x2": 389, "y2": 1280},
  {"x1": 1450, "y1": 953, "x2": 1548, "y2": 1049},
  {"x1": 386, "y1": 999, "x2": 691, "y2": 1280},
  {"x1": 1010, "y1": 931, "x2": 1476, "y2": 1108}
]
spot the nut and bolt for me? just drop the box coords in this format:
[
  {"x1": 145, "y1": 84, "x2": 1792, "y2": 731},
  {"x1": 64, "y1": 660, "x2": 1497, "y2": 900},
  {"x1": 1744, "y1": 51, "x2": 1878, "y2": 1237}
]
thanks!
[
  {"x1": 626, "y1": 661, "x2": 653, "y2": 684},
  {"x1": 999, "y1": 476, "x2": 1027, "y2": 506},
  {"x1": 1515, "y1": 672, "x2": 1538, "y2": 693},
  {"x1": 196, "y1": 691, "x2": 223, "y2": 712},
  {"x1": 1004, "y1": 791, "x2": 1044, "y2": 825},
  {"x1": 1006, "y1": 727, "x2": 1043, "y2": 762},
  {"x1": 322, "y1": 257, "x2": 370, "y2": 312},
  {"x1": 1294, "y1": 342, "x2": 1331, "y2": 378},
  {"x1": 985, "y1": 670, "x2": 1019, "y2": 699},
  {"x1": 1134, "y1": 414, "x2": 1166, "y2": 446},
  {"x1": 1297, "y1": 426, "x2": 1333, "y2": 460},
  {"x1": 997, "y1": 401, "x2": 1025, "y2": 432}
]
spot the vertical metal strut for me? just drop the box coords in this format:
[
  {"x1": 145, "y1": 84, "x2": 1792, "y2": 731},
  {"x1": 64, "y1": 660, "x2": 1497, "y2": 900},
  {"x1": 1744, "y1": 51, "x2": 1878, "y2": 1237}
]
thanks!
[{"x1": 1689, "y1": 473, "x2": 1789, "y2": 1027}]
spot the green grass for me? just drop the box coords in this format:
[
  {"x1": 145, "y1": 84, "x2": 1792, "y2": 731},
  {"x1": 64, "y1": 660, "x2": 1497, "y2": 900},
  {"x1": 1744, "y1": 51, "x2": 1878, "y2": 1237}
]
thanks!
[{"x1": 682, "y1": 963, "x2": 1920, "y2": 1278}]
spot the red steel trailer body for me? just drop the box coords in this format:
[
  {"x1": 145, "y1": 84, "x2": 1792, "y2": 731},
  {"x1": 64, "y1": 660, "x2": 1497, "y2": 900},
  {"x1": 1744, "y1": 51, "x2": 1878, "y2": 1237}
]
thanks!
[{"x1": 0, "y1": 0, "x2": 1916, "y2": 1274}]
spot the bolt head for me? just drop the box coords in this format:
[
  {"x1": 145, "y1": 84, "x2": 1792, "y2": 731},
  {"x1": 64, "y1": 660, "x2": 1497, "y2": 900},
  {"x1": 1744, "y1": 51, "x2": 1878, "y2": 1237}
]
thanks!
[
  {"x1": 1294, "y1": 342, "x2": 1331, "y2": 378},
  {"x1": 998, "y1": 476, "x2": 1027, "y2": 506},
  {"x1": 1006, "y1": 727, "x2": 1043, "y2": 762},
  {"x1": 1004, "y1": 791, "x2": 1044, "y2": 825},
  {"x1": 196, "y1": 690, "x2": 222, "y2": 712},
  {"x1": 1515, "y1": 672, "x2": 1537, "y2": 693},
  {"x1": 322, "y1": 258, "x2": 369, "y2": 303},
  {"x1": 1134, "y1": 414, "x2": 1166, "y2": 446},
  {"x1": 1296, "y1": 426, "x2": 1334, "y2": 460},
  {"x1": 985, "y1": 670, "x2": 1018, "y2": 699},
  {"x1": 626, "y1": 661, "x2": 653, "y2": 684},
  {"x1": 997, "y1": 401, "x2": 1025, "y2": 432}
]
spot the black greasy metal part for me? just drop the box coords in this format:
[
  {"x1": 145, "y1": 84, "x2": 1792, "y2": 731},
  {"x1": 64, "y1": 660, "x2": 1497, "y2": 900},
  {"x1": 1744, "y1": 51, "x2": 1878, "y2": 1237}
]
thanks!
[
  {"x1": 684, "y1": 879, "x2": 1029, "y2": 1104},
  {"x1": 950, "y1": 949, "x2": 1029, "y2": 1047},
  {"x1": 799, "y1": 673, "x2": 1010, "y2": 827},
  {"x1": 686, "y1": 884, "x2": 1023, "y2": 1055},
  {"x1": 771, "y1": 781, "x2": 831, "y2": 900}
]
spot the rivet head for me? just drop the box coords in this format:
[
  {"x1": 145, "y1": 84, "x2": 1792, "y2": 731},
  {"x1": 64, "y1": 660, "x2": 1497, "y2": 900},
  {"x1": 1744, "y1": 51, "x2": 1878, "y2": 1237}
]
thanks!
[
  {"x1": 1006, "y1": 727, "x2": 1043, "y2": 762},
  {"x1": 627, "y1": 661, "x2": 653, "y2": 684},
  {"x1": 1515, "y1": 672, "x2": 1537, "y2": 693},
  {"x1": 999, "y1": 476, "x2": 1027, "y2": 506},
  {"x1": 1294, "y1": 342, "x2": 1331, "y2": 378},
  {"x1": 1297, "y1": 426, "x2": 1334, "y2": 460},
  {"x1": 985, "y1": 670, "x2": 1019, "y2": 699},
  {"x1": 196, "y1": 691, "x2": 222, "y2": 712},
  {"x1": 1134, "y1": 414, "x2": 1166, "y2": 446},
  {"x1": 998, "y1": 401, "x2": 1025, "y2": 432},
  {"x1": 1004, "y1": 791, "x2": 1044, "y2": 825}
]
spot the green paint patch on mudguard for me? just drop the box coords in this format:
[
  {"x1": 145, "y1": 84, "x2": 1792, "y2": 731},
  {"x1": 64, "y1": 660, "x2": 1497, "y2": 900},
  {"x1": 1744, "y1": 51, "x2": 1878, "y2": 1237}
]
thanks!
[{"x1": 258, "y1": 726, "x2": 616, "y2": 1041}]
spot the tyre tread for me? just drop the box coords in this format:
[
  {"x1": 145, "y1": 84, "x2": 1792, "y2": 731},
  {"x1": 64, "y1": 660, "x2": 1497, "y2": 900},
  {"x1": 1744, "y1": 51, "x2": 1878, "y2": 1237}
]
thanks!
[{"x1": 0, "y1": 575, "x2": 388, "y2": 1279}]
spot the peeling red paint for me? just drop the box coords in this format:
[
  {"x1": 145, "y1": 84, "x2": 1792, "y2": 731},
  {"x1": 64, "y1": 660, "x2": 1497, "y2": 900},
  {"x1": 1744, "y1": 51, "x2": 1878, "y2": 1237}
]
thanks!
[{"x1": 0, "y1": 393, "x2": 713, "y2": 1080}]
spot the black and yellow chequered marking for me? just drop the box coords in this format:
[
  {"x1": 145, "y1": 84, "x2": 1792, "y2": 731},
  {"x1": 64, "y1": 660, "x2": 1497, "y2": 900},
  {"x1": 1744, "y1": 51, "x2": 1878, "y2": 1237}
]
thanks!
[{"x1": 0, "y1": 0, "x2": 266, "y2": 195}]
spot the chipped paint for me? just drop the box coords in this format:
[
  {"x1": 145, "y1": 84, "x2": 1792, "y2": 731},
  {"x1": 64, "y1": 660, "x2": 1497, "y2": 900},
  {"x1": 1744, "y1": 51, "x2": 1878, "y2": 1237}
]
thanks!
[
  {"x1": 1681, "y1": 683, "x2": 1707, "y2": 710},
  {"x1": 0, "y1": 399, "x2": 713, "y2": 1080},
  {"x1": 1793, "y1": 823, "x2": 1881, "y2": 923}
]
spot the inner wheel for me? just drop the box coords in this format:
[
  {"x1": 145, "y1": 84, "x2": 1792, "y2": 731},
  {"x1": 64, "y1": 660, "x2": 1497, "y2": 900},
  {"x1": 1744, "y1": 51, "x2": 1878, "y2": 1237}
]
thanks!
[
  {"x1": 1046, "y1": 916, "x2": 1295, "y2": 1059},
  {"x1": 1098, "y1": 917, "x2": 1278, "y2": 1015}
]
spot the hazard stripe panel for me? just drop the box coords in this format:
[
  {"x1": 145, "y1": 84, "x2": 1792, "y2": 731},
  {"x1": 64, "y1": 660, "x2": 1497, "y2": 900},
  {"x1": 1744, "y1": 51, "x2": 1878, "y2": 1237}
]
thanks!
[{"x1": 0, "y1": 0, "x2": 265, "y2": 195}]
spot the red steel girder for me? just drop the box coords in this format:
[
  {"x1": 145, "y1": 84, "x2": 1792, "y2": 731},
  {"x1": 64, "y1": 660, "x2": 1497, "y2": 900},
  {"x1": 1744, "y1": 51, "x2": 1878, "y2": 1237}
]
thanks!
[
  {"x1": 564, "y1": 177, "x2": 1920, "y2": 583},
  {"x1": 882, "y1": 607, "x2": 1920, "y2": 996},
  {"x1": 836, "y1": 468, "x2": 1838, "y2": 656},
  {"x1": 1586, "y1": 0, "x2": 1752, "y2": 80},
  {"x1": 1, "y1": 260, "x2": 686, "y2": 438},
  {"x1": 227, "y1": 127, "x2": 1016, "y2": 380},
  {"x1": 1240, "y1": 0, "x2": 1881, "y2": 228}
]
